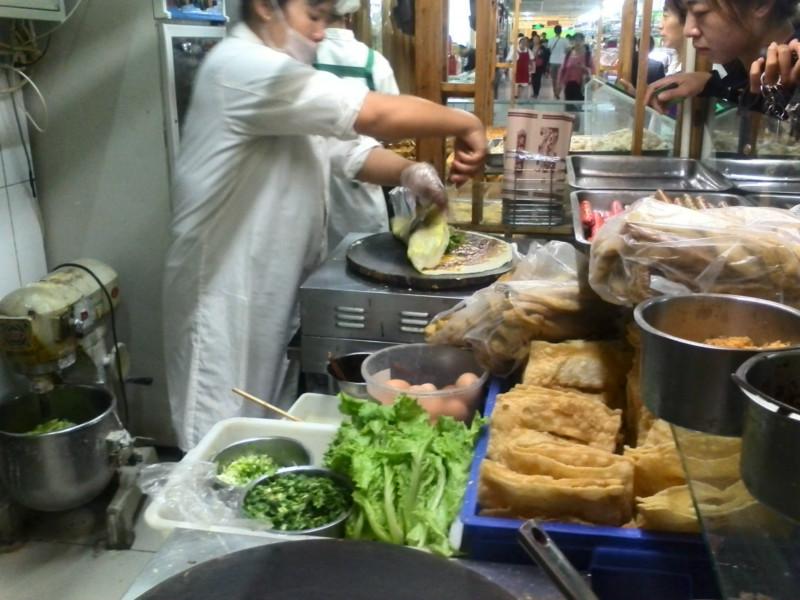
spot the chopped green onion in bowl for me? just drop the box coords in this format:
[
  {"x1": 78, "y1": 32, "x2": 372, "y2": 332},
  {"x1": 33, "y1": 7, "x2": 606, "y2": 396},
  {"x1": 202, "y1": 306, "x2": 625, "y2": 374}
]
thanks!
[
  {"x1": 218, "y1": 454, "x2": 279, "y2": 487},
  {"x1": 242, "y1": 471, "x2": 351, "y2": 532},
  {"x1": 27, "y1": 419, "x2": 76, "y2": 435}
]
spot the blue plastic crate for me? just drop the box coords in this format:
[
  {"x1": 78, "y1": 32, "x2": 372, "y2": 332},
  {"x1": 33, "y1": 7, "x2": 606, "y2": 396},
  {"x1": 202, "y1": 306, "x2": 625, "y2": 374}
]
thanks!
[{"x1": 461, "y1": 378, "x2": 720, "y2": 600}]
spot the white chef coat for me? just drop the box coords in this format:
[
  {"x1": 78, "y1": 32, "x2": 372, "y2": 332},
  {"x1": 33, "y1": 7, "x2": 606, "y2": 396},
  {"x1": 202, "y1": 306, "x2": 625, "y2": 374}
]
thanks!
[
  {"x1": 315, "y1": 28, "x2": 400, "y2": 251},
  {"x1": 163, "y1": 23, "x2": 376, "y2": 450}
]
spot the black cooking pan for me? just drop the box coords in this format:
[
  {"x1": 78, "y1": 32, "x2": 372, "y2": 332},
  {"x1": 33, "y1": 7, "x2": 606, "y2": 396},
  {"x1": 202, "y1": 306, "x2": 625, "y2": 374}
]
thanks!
[{"x1": 134, "y1": 539, "x2": 518, "y2": 600}]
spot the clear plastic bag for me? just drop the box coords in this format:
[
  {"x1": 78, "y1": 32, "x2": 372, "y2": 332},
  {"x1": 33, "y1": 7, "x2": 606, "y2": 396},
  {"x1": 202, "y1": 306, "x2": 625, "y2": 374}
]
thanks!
[
  {"x1": 589, "y1": 198, "x2": 800, "y2": 307},
  {"x1": 138, "y1": 461, "x2": 278, "y2": 532},
  {"x1": 425, "y1": 241, "x2": 616, "y2": 376}
]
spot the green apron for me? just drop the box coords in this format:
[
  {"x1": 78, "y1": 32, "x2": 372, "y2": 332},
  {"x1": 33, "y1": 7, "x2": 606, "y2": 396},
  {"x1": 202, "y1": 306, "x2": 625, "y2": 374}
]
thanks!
[{"x1": 314, "y1": 48, "x2": 376, "y2": 91}]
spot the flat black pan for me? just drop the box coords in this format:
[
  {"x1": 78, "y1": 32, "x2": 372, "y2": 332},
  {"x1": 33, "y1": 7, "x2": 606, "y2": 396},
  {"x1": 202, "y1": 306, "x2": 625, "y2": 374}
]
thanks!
[
  {"x1": 134, "y1": 539, "x2": 518, "y2": 600},
  {"x1": 347, "y1": 232, "x2": 511, "y2": 291}
]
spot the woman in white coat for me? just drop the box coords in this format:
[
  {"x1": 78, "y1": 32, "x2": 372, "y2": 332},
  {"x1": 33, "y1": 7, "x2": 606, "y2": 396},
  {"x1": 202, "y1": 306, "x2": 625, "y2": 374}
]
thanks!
[
  {"x1": 315, "y1": 0, "x2": 400, "y2": 251},
  {"x1": 163, "y1": 0, "x2": 486, "y2": 450}
]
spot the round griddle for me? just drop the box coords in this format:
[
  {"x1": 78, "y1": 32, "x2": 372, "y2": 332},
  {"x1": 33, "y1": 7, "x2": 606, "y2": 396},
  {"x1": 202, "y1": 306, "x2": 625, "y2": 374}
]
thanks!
[
  {"x1": 135, "y1": 539, "x2": 517, "y2": 600},
  {"x1": 347, "y1": 232, "x2": 511, "y2": 291}
]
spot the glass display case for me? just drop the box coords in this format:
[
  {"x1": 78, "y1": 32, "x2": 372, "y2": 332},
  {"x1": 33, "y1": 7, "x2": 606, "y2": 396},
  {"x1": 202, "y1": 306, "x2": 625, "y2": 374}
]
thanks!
[
  {"x1": 672, "y1": 426, "x2": 800, "y2": 599},
  {"x1": 448, "y1": 79, "x2": 675, "y2": 153},
  {"x1": 707, "y1": 104, "x2": 800, "y2": 158}
]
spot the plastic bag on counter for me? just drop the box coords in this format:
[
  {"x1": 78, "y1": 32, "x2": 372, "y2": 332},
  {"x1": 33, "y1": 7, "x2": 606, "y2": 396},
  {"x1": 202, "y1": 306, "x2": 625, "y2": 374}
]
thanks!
[
  {"x1": 425, "y1": 241, "x2": 617, "y2": 376},
  {"x1": 589, "y1": 198, "x2": 800, "y2": 307},
  {"x1": 138, "y1": 461, "x2": 277, "y2": 533}
]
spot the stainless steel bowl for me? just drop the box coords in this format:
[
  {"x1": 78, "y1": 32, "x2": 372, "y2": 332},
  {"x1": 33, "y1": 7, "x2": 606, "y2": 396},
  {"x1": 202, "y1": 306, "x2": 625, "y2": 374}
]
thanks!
[
  {"x1": 734, "y1": 349, "x2": 800, "y2": 522},
  {"x1": 212, "y1": 436, "x2": 311, "y2": 487},
  {"x1": 634, "y1": 294, "x2": 800, "y2": 435},
  {"x1": 327, "y1": 352, "x2": 371, "y2": 399},
  {"x1": 240, "y1": 466, "x2": 353, "y2": 537},
  {"x1": 0, "y1": 385, "x2": 124, "y2": 511}
]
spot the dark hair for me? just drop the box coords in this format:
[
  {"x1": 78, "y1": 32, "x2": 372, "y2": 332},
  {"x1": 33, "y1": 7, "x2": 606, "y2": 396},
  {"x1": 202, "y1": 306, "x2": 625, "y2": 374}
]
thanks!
[
  {"x1": 664, "y1": 0, "x2": 688, "y2": 22},
  {"x1": 240, "y1": 0, "x2": 329, "y2": 22},
  {"x1": 702, "y1": 0, "x2": 798, "y2": 25},
  {"x1": 554, "y1": 24, "x2": 562, "y2": 35}
]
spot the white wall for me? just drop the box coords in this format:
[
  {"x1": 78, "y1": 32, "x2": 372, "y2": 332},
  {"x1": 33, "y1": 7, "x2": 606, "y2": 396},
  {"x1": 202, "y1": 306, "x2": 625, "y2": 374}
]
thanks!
[
  {"x1": 29, "y1": 0, "x2": 176, "y2": 444},
  {"x1": 0, "y1": 87, "x2": 47, "y2": 399}
]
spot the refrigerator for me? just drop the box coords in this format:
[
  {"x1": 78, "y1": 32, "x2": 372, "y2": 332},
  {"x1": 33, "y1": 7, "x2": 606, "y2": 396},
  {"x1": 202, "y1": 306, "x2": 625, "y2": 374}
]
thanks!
[{"x1": 29, "y1": 0, "x2": 228, "y2": 445}]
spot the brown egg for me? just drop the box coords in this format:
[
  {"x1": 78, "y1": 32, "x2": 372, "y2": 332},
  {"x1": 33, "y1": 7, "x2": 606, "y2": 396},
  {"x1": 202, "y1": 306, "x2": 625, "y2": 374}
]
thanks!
[
  {"x1": 417, "y1": 383, "x2": 438, "y2": 393},
  {"x1": 455, "y1": 372, "x2": 480, "y2": 389},
  {"x1": 441, "y1": 398, "x2": 470, "y2": 421},
  {"x1": 419, "y1": 395, "x2": 445, "y2": 417},
  {"x1": 386, "y1": 379, "x2": 411, "y2": 390}
]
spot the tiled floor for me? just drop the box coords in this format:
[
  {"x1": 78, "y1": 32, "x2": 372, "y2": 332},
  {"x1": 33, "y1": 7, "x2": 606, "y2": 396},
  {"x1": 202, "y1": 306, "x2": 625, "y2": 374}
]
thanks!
[{"x1": 0, "y1": 500, "x2": 165, "y2": 600}]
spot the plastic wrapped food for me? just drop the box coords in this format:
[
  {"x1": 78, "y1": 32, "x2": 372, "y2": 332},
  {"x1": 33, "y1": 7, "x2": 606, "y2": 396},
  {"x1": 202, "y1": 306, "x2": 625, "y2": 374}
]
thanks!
[
  {"x1": 589, "y1": 198, "x2": 800, "y2": 307},
  {"x1": 426, "y1": 241, "x2": 617, "y2": 375}
]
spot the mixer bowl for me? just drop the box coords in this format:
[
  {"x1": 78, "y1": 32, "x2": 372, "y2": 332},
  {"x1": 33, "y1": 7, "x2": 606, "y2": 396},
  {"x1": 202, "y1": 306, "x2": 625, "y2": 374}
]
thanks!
[{"x1": 0, "y1": 385, "x2": 123, "y2": 511}]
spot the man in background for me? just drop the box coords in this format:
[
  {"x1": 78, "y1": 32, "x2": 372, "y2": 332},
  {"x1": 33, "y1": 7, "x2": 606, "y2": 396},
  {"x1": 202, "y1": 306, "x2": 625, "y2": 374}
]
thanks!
[
  {"x1": 548, "y1": 25, "x2": 567, "y2": 99},
  {"x1": 314, "y1": 0, "x2": 401, "y2": 251}
]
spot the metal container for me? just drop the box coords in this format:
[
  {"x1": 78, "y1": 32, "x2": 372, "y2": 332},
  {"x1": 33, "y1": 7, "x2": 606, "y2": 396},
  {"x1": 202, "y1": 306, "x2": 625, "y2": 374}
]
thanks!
[
  {"x1": 633, "y1": 294, "x2": 800, "y2": 435},
  {"x1": 734, "y1": 350, "x2": 800, "y2": 522},
  {"x1": 567, "y1": 156, "x2": 733, "y2": 191},
  {"x1": 745, "y1": 193, "x2": 800, "y2": 209},
  {"x1": 570, "y1": 190, "x2": 749, "y2": 247},
  {"x1": 0, "y1": 385, "x2": 124, "y2": 511},
  {"x1": 705, "y1": 158, "x2": 800, "y2": 195},
  {"x1": 327, "y1": 352, "x2": 371, "y2": 399},
  {"x1": 240, "y1": 466, "x2": 353, "y2": 537},
  {"x1": 212, "y1": 436, "x2": 311, "y2": 487}
]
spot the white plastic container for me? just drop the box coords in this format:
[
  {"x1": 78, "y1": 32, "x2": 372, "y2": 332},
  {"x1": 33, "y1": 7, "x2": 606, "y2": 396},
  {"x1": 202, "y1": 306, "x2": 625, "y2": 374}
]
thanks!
[
  {"x1": 287, "y1": 393, "x2": 344, "y2": 425},
  {"x1": 144, "y1": 417, "x2": 338, "y2": 538}
]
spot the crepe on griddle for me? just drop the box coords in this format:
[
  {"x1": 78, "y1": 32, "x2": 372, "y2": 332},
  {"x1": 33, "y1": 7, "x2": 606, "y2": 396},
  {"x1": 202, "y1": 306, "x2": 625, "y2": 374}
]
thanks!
[{"x1": 420, "y1": 231, "x2": 512, "y2": 276}]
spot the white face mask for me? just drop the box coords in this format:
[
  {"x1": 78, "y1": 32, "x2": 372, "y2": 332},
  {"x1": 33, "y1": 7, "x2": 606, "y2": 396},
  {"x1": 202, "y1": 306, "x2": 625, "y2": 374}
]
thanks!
[
  {"x1": 267, "y1": 0, "x2": 319, "y2": 65},
  {"x1": 283, "y1": 25, "x2": 318, "y2": 64}
]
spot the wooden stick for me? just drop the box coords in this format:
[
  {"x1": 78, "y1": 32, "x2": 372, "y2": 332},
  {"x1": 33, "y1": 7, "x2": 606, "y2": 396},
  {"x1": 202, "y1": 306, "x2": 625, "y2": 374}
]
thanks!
[{"x1": 232, "y1": 387, "x2": 301, "y2": 422}]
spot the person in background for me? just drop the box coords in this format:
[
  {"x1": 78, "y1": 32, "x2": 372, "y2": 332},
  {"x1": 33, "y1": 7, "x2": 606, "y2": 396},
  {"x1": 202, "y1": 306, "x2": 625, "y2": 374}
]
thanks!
[
  {"x1": 530, "y1": 33, "x2": 547, "y2": 99},
  {"x1": 548, "y1": 25, "x2": 568, "y2": 99},
  {"x1": 559, "y1": 32, "x2": 594, "y2": 102},
  {"x1": 662, "y1": 0, "x2": 687, "y2": 75},
  {"x1": 164, "y1": 0, "x2": 487, "y2": 450},
  {"x1": 514, "y1": 35, "x2": 533, "y2": 99},
  {"x1": 646, "y1": 0, "x2": 799, "y2": 112},
  {"x1": 314, "y1": 0, "x2": 399, "y2": 251}
]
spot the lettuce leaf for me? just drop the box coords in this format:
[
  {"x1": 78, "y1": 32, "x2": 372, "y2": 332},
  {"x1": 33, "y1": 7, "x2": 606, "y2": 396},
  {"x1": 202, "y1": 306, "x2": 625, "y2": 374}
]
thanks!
[{"x1": 324, "y1": 394, "x2": 484, "y2": 556}]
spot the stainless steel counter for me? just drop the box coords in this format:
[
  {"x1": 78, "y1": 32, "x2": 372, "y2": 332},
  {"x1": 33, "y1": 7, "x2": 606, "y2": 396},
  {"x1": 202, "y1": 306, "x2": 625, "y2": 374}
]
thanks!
[{"x1": 122, "y1": 529, "x2": 564, "y2": 600}]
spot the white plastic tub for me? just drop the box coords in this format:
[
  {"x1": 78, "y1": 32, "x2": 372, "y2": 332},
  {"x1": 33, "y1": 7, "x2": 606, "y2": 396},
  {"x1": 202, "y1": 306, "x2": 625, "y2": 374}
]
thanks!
[{"x1": 144, "y1": 417, "x2": 338, "y2": 538}]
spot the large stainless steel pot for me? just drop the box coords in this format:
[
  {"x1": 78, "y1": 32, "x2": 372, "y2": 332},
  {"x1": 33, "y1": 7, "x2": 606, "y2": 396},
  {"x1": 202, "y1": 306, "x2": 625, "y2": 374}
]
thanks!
[
  {"x1": 734, "y1": 350, "x2": 800, "y2": 522},
  {"x1": 0, "y1": 385, "x2": 123, "y2": 511},
  {"x1": 634, "y1": 294, "x2": 800, "y2": 435}
]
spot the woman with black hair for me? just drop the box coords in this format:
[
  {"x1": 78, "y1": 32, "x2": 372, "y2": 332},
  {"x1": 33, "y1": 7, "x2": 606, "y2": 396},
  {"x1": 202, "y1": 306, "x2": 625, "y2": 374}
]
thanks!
[{"x1": 646, "y1": 0, "x2": 800, "y2": 112}]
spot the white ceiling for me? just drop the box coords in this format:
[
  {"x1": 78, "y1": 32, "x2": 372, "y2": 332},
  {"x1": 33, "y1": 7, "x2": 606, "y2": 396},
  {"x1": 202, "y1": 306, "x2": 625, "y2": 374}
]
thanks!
[{"x1": 519, "y1": 0, "x2": 602, "y2": 17}]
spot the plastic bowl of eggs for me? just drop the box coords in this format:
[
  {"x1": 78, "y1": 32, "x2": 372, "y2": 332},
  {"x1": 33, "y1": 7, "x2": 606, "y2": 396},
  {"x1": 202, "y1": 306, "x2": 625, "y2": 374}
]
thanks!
[{"x1": 360, "y1": 343, "x2": 489, "y2": 421}]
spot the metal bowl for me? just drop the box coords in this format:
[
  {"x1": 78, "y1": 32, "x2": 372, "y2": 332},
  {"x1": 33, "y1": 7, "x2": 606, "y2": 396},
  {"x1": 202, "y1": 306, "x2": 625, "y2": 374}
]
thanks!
[
  {"x1": 327, "y1": 352, "x2": 371, "y2": 399},
  {"x1": 212, "y1": 437, "x2": 311, "y2": 487},
  {"x1": 240, "y1": 466, "x2": 353, "y2": 537},
  {"x1": 734, "y1": 349, "x2": 800, "y2": 522},
  {"x1": 0, "y1": 385, "x2": 124, "y2": 511},
  {"x1": 634, "y1": 293, "x2": 800, "y2": 435}
]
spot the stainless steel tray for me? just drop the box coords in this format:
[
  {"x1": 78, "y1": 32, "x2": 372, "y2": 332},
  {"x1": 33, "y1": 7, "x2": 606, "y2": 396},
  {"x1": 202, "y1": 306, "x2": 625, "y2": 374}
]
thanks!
[
  {"x1": 745, "y1": 193, "x2": 800, "y2": 208},
  {"x1": 570, "y1": 190, "x2": 749, "y2": 247},
  {"x1": 705, "y1": 158, "x2": 800, "y2": 194},
  {"x1": 567, "y1": 156, "x2": 733, "y2": 191}
]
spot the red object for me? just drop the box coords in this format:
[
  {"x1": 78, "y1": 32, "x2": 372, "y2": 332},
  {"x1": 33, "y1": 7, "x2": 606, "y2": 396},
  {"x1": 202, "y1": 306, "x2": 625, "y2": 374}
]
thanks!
[
  {"x1": 579, "y1": 200, "x2": 594, "y2": 227},
  {"x1": 610, "y1": 200, "x2": 624, "y2": 216},
  {"x1": 589, "y1": 212, "x2": 606, "y2": 242},
  {"x1": 515, "y1": 50, "x2": 531, "y2": 84}
]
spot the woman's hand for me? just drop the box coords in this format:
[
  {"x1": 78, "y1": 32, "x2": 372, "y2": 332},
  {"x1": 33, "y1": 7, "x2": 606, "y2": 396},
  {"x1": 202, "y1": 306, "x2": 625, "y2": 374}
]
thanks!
[
  {"x1": 644, "y1": 72, "x2": 711, "y2": 113},
  {"x1": 750, "y1": 40, "x2": 800, "y2": 94},
  {"x1": 400, "y1": 162, "x2": 447, "y2": 210},
  {"x1": 449, "y1": 116, "x2": 487, "y2": 186}
]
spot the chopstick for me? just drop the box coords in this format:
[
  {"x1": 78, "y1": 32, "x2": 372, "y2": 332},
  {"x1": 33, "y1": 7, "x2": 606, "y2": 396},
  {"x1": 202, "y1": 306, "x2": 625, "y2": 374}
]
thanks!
[{"x1": 231, "y1": 387, "x2": 302, "y2": 422}]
